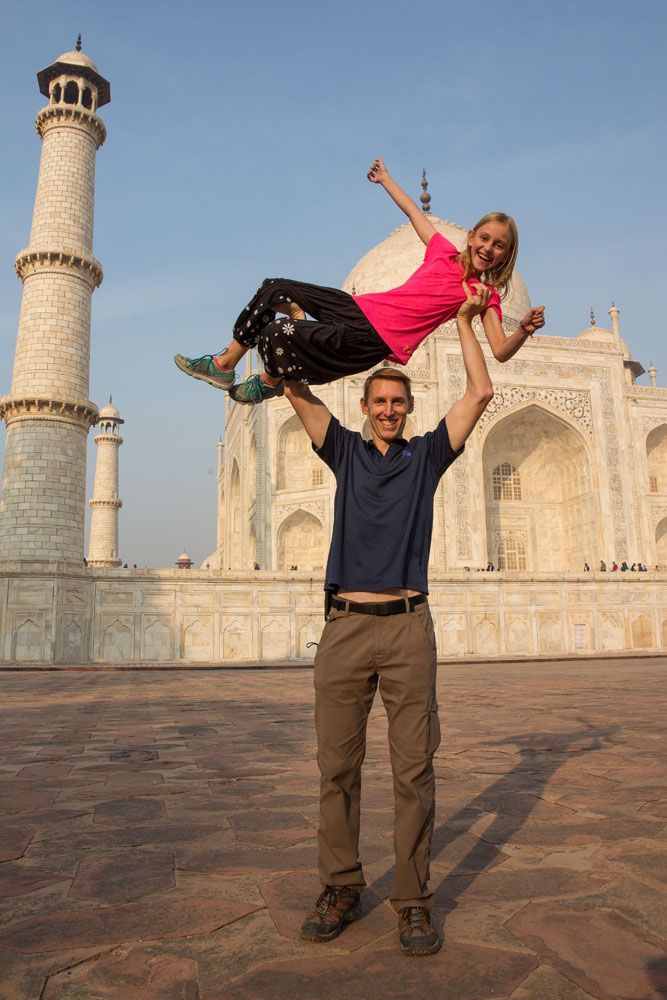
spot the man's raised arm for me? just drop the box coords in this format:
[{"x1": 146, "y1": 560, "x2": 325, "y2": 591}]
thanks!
[
  {"x1": 445, "y1": 285, "x2": 495, "y2": 452},
  {"x1": 283, "y1": 381, "x2": 332, "y2": 450}
]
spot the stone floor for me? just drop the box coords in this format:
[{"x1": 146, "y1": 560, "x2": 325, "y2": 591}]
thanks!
[{"x1": 0, "y1": 659, "x2": 664, "y2": 1000}]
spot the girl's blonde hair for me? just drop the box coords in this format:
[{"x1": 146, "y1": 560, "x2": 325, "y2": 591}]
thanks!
[{"x1": 457, "y1": 212, "x2": 518, "y2": 300}]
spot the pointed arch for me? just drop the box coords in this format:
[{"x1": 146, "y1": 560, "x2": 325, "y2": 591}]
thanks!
[
  {"x1": 276, "y1": 509, "x2": 325, "y2": 571},
  {"x1": 646, "y1": 424, "x2": 667, "y2": 495},
  {"x1": 277, "y1": 414, "x2": 321, "y2": 491},
  {"x1": 482, "y1": 402, "x2": 601, "y2": 571}
]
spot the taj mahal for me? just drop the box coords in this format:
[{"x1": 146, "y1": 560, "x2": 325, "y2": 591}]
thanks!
[{"x1": 0, "y1": 42, "x2": 666, "y2": 664}]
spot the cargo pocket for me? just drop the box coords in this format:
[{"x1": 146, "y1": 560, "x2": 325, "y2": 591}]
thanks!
[
  {"x1": 427, "y1": 698, "x2": 441, "y2": 755},
  {"x1": 413, "y1": 605, "x2": 437, "y2": 651}
]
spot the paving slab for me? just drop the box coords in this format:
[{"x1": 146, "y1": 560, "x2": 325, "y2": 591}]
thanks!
[{"x1": 0, "y1": 658, "x2": 664, "y2": 999}]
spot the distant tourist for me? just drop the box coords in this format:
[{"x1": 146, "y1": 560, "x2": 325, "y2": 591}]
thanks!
[
  {"x1": 611, "y1": 561, "x2": 619, "y2": 571},
  {"x1": 253, "y1": 562, "x2": 261, "y2": 570},
  {"x1": 630, "y1": 563, "x2": 637, "y2": 571},
  {"x1": 485, "y1": 561, "x2": 495, "y2": 572},
  {"x1": 620, "y1": 561, "x2": 629, "y2": 572},
  {"x1": 599, "y1": 560, "x2": 607, "y2": 571},
  {"x1": 583, "y1": 562, "x2": 590, "y2": 572},
  {"x1": 174, "y1": 158, "x2": 544, "y2": 405}
]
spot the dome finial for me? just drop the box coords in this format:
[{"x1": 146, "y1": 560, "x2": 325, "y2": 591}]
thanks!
[
  {"x1": 108, "y1": 394, "x2": 112, "y2": 404},
  {"x1": 76, "y1": 34, "x2": 82, "y2": 52},
  {"x1": 420, "y1": 167, "x2": 431, "y2": 214},
  {"x1": 590, "y1": 307, "x2": 596, "y2": 326}
]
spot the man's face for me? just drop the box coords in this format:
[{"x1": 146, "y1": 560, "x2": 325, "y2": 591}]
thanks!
[{"x1": 360, "y1": 378, "x2": 414, "y2": 449}]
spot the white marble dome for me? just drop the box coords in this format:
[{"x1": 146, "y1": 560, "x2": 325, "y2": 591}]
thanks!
[
  {"x1": 576, "y1": 323, "x2": 630, "y2": 358},
  {"x1": 55, "y1": 49, "x2": 100, "y2": 72},
  {"x1": 342, "y1": 217, "x2": 531, "y2": 330},
  {"x1": 98, "y1": 401, "x2": 120, "y2": 420}
]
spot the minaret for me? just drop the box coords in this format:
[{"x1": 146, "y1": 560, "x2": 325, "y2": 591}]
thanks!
[
  {"x1": 648, "y1": 361, "x2": 657, "y2": 388},
  {"x1": 0, "y1": 38, "x2": 110, "y2": 561},
  {"x1": 87, "y1": 399, "x2": 123, "y2": 567}
]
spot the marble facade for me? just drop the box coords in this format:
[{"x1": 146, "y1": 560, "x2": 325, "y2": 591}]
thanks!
[
  {"x1": 1, "y1": 565, "x2": 665, "y2": 664},
  {"x1": 1, "y1": 44, "x2": 666, "y2": 665}
]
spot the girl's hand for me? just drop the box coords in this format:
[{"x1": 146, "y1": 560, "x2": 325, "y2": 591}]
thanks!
[
  {"x1": 367, "y1": 157, "x2": 390, "y2": 184},
  {"x1": 519, "y1": 305, "x2": 545, "y2": 335},
  {"x1": 459, "y1": 281, "x2": 491, "y2": 318}
]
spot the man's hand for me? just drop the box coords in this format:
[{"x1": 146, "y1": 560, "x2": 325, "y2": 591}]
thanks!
[
  {"x1": 458, "y1": 281, "x2": 491, "y2": 320},
  {"x1": 519, "y1": 305, "x2": 545, "y2": 335},
  {"x1": 367, "y1": 157, "x2": 391, "y2": 184}
]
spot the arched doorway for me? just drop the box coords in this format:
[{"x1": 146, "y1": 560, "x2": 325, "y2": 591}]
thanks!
[
  {"x1": 277, "y1": 510, "x2": 325, "y2": 571},
  {"x1": 656, "y1": 516, "x2": 667, "y2": 570},
  {"x1": 277, "y1": 415, "x2": 322, "y2": 491},
  {"x1": 229, "y1": 460, "x2": 242, "y2": 569},
  {"x1": 482, "y1": 404, "x2": 600, "y2": 571},
  {"x1": 646, "y1": 425, "x2": 667, "y2": 495}
]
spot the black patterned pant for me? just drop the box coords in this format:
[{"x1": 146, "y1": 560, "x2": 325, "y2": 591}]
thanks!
[{"x1": 232, "y1": 279, "x2": 389, "y2": 384}]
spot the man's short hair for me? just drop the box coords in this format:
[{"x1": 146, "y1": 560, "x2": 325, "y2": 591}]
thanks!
[{"x1": 363, "y1": 367, "x2": 413, "y2": 403}]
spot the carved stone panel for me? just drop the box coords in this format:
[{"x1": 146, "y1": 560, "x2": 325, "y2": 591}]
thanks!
[
  {"x1": 439, "y1": 614, "x2": 466, "y2": 657},
  {"x1": 13, "y1": 614, "x2": 44, "y2": 661},
  {"x1": 506, "y1": 614, "x2": 532, "y2": 655},
  {"x1": 99, "y1": 589, "x2": 134, "y2": 608},
  {"x1": 182, "y1": 615, "x2": 213, "y2": 661},
  {"x1": 538, "y1": 614, "x2": 563, "y2": 654},
  {"x1": 599, "y1": 611, "x2": 625, "y2": 651},
  {"x1": 142, "y1": 616, "x2": 174, "y2": 661},
  {"x1": 261, "y1": 617, "x2": 291, "y2": 660},
  {"x1": 10, "y1": 584, "x2": 49, "y2": 607},
  {"x1": 101, "y1": 616, "x2": 133, "y2": 662},
  {"x1": 568, "y1": 614, "x2": 594, "y2": 654},
  {"x1": 222, "y1": 616, "x2": 251, "y2": 660},
  {"x1": 477, "y1": 386, "x2": 593, "y2": 438},
  {"x1": 298, "y1": 618, "x2": 320, "y2": 658},
  {"x1": 474, "y1": 614, "x2": 500, "y2": 656},
  {"x1": 630, "y1": 613, "x2": 654, "y2": 649},
  {"x1": 59, "y1": 614, "x2": 85, "y2": 661}
]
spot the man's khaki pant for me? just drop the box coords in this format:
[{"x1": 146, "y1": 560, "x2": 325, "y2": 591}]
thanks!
[{"x1": 313, "y1": 600, "x2": 440, "y2": 912}]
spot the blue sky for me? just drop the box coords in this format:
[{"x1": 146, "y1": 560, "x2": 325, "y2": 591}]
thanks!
[{"x1": 1, "y1": 0, "x2": 666, "y2": 566}]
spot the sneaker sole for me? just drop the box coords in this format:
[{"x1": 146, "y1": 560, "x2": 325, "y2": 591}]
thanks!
[
  {"x1": 173, "y1": 355, "x2": 233, "y2": 391},
  {"x1": 300, "y1": 903, "x2": 362, "y2": 943},
  {"x1": 400, "y1": 936, "x2": 442, "y2": 957}
]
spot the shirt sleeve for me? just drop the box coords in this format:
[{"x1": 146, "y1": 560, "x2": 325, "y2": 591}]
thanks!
[
  {"x1": 312, "y1": 415, "x2": 348, "y2": 473},
  {"x1": 424, "y1": 231, "x2": 460, "y2": 260},
  {"x1": 424, "y1": 417, "x2": 464, "y2": 479}
]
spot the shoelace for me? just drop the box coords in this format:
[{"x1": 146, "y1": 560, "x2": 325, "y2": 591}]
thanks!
[
  {"x1": 401, "y1": 906, "x2": 428, "y2": 931},
  {"x1": 316, "y1": 886, "x2": 353, "y2": 914}
]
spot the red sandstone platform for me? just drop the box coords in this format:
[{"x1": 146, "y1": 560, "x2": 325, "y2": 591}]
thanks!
[{"x1": 0, "y1": 659, "x2": 664, "y2": 999}]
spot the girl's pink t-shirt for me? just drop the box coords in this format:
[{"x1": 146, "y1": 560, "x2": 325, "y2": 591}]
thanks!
[{"x1": 352, "y1": 232, "x2": 502, "y2": 365}]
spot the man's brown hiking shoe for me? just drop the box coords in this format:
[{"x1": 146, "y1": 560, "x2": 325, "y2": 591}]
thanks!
[
  {"x1": 398, "y1": 906, "x2": 441, "y2": 956},
  {"x1": 300, "y1": 885, "x2": 362, "y2": 942}
]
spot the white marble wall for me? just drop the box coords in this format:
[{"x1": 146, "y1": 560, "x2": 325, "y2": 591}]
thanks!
[{"x1": 0, "y1": 565, "x2": 664, "y2": 664}]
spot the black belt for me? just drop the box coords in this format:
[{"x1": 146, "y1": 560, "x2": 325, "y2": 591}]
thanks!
[{"x1": 330, "y1": 594, "x2": 427, "y2": 617}]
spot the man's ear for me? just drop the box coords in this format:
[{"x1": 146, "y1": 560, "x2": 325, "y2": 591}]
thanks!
[
  {"x1": 407, "y1": 398, "x2": 415, "y2": 414},
  {"x1": 360, "y1": 396, "x2": 369, "y2": 415}
]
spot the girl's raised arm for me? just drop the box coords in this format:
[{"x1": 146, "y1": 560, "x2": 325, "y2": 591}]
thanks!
[{"x1": 367, "y1": 158, "x2": 436, "y2": 246}]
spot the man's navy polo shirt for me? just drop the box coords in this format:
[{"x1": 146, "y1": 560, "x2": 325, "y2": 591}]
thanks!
[{"x1": 314, "y1": 415, "x2": 463, "y2": 594}]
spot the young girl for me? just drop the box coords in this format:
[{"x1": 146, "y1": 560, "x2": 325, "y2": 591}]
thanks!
[{"x1": 174, "y1": 158, "x2": 545, "y2": 404}]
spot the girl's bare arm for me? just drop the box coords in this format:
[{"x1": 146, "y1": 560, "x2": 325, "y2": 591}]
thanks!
[
  {"x1": 368, "y1": 157, "x2": 436, "y2": 246},
  {"x1": 481, "y1": 304, "x2": 545, "y2": 362}
]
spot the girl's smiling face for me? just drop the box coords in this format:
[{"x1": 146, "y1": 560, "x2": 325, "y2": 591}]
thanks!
[{"x1": 466, "y1": 220, "x2": 511, "y2": 276}]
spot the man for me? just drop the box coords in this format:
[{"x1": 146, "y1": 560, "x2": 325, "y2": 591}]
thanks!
[{"x1": 283, "y1": 284, "x2": 495, "y2": 956}]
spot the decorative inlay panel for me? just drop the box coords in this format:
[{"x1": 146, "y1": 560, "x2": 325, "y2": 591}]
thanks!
[
  {"x1": 477, "y1": 386, "x2": 592, "y2": 438},
  {"x1": 274, "y1": 500, "x2": 326, "y2": 527}
]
